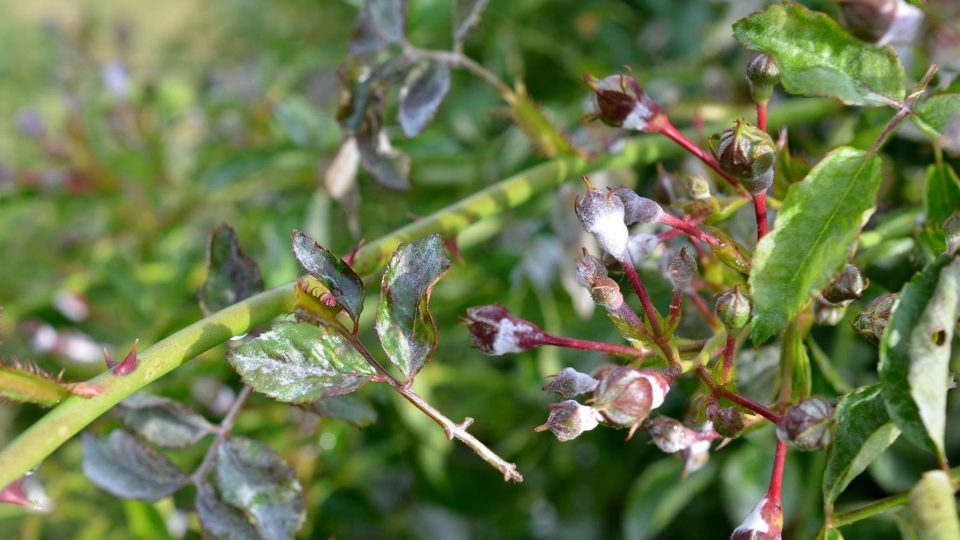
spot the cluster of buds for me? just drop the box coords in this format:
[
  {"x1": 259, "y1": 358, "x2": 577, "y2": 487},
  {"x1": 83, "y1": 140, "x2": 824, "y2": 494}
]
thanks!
[
  {"x1": 730, "y1": 495, "x2": 783, "y2": 540},
  {"x1": 574, "y1": 183, "x2": 663, "y2": 259},
  {"x1": 643, "y1": 416, "x2": 719, "y2": 475},
  {"x1": 745, "y1": 53, "x2": 781, "y2": 104},
  {"x1": 715, "y1": 287, "x2": 752, "y2": 331},
  {"x1": 711, "y1": 119, "x2": 777, "y2": 195},
  {"x1": 584, "y1": 73, "x2": 665, "y2": 132},
  {"x1": 575, "y1": 253, "x2": 625, "y2": 310},
  {"x1": 836, "y1": 0, "x2": 923, "y2": 46},
  {"x1": 460, "y1": 304, "x2": 545, "y2": 355},
  {"x1": 776, "y1": 396, "x2": 835, "y2": 451},
  {"x1": 814, "y1": 264, "x2": 867, "y2": 326},
  {"x1": 851, "y1": 293, "x2": 897, "y2": 344}
]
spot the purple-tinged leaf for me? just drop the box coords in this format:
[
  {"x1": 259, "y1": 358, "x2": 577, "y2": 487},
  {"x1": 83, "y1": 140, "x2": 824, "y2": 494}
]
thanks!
[
  {"x1": 376, "y1": 234, "x2": 451, "y2": 380},
  {"x1": 215, "y1": 437, "x2": 305, "y2": 540},
  {"x1": 307, "y1": 394, "x2": 378, "y2": 428},
  {"x1": 199, "y1": 224, "x2": 265, "y2": 316},
  {"x1": 398, "y1": 62, "x2": 451, "y2": 138},
  {"x1": 227, "y1": 322, "x2": 375, "y2": 403},
  {"x1": 118, "y1": 393, "x2": 216, "y2": 449},
  {"x1": 291, "y1": 230, "x2": 365, "y2": 324},
  {"x1": 195, "y1": 483, "x2": 261, "y2": 540},
  {"x1": 82, "y1": 431, "x2": 190, "y2": 501}
]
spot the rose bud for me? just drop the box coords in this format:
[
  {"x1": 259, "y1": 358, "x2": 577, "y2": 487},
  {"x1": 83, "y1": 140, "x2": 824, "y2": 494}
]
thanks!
[
  {"x1": 628, "y1": 233, "x2": 660, "y2": 266},
  {"x1": 461, "y1": 304, "x2": 545, "y2": 355},
  {"x1": 822, "y1": 264, "x2": 866, "y2": 304},
  {"x1": 543, "y1": 367, "x2": 600, "y2": 399},
  {"x1": 585, "y1": 73, "x2": 664, "y2": 132},
  {"x1": 593, "y1": 367, "x2": 671, "y2": 437},
  {"x1": 612, "y1": 187, "x2": 663, "y2": 225},
  {"x1": 715, "y1": 287, "x2": 752, "y2": 330},
  {"x1": 643, "y1": 416, "x2": 697, "y2": 453},
  {"x1": 776, "y1": 396, "x2": 835, "y2": 451},
  {"x1": 837, "y1": 0, "x2": 922, "y2": 46},
  {"x1": 730, "y1": 495, "x2": 783, "y2": 540},
  {"x1": 746, "y1": 53, "x2": 781, "y2": 104},
  {"x1": 589, "y1": 276, "x2": 625, "y2": 310},
  {"x1": 575, "y1": 187, "x2": 629, "y2": 258},
  {"x1": 667, "y1": 247, "x2": 697, "y2": 291},
  {"x1": 851, "y1": 293, "x2": 898, "y2": 344},
  {"x1": 534, "y1": 400, "x2": 603, "y2": 442},
  {"x1": 575, "y1": 252, "x2": 608, "y2": 289},
  {"x1": 684, "y1": 175, "x2": 711, "y2": 201},
  {"x1": 707, "y1": 402, "x2": 747, "y2": 438},
  {"x1": 944, "y1": 210, "x2": 960, "y2": 255},
  {"x1": 711, "y1": 120, "x2": 777, "y2": 195}
]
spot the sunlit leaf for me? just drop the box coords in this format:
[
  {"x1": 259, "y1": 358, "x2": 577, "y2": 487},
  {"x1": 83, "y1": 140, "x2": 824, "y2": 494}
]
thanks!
[
  {"x1": 199, "y1": 224, "x2": 265, "y2": 316},
  {"x1": 118, "y1": 393, "x2": 215, "y2": 449},
  {"x1": 82, "y1": 431, "x2": 189, "y2": 501},
  {"x1": 376, "y1": 234, "x2": 451, "y2": 380},
  {"x1": 291, "y1": 230, "x2": 365, "y2": 323},
  {"x1": 733, "y1": 3, "x2": 905, "y2": 107},
  {"x1": 750, "y1": 147, "x2": 882, "y2": 343},
  {"x1": 398, "y1": 62, "x2": 451, "y2": 138}
]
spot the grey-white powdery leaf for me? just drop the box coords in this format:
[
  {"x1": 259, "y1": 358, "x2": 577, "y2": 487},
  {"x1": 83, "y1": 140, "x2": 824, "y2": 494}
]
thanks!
[
  {"x1": 367, "y1": 0, "x2": 407, "y2": 45},
  {"x1": 196, "y1": 483, "x2": 261, "y2": 540},
  {"x1": 82, "y1": 430, "x2": 190, "y2": 501},
  {"x1": 398, "y1": 62, "x2": 451, "y2": 138},
  {"x1": 118, "y1": 393, "x2": 215, "y2": 448},
  {"x1": 215, "y1": 437, "x2": 305, "y2": 540}
]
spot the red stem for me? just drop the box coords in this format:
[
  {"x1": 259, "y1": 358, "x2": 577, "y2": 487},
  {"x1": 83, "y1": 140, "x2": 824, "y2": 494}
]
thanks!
[
  {"x1": 658, "y1": 213, "x2": 722, "y2": 249},
  {"x1": 721, "y1": 334, "x2": 736, "y2": 383},
  {"x1": 768, "y1": 439, "x2": 787, "y2": 504},
  {"x1": 696, "y1": 367, "x2": 781, "y2": 423},
  {"x1": 539, "y1": 334, "x2": 648, "y2": 358},
  {"x1": 752, "y1": 193, "x2": 769, "y2": 240},
  {"x1": 618, "y1": 259, "x2": 663, "y2": 338},
  {"x1": 667, "y1": 289, "x2": 683, "y2": 327},
  {"x1": 756, "y1": 102, "x2": 768, "y2": 132},
  {"x1": 658, "y1": 121, "x2": 745, "y2": 191},
  {"x1": 688, "y1": 291, "x2": 721, "y2": 330}
]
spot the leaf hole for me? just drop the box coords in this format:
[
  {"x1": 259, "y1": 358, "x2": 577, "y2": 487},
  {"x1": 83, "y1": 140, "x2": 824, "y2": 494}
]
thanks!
[{"x1": 931, "y1": 329, "x2": 947, "y2": 346}]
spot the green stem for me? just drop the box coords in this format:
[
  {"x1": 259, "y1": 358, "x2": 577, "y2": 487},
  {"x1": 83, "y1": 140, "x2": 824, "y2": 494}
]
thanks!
[
  {"x1": 0, "y1": 97, "x2": 839, "y2": 489},
  {"x1": 831, "y1": 468, "x2": 960, "y2": 528}
]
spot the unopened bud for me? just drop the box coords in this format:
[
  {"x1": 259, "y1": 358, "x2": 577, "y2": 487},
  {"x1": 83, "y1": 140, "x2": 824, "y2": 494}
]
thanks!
[
  {"x1": 822, "y1": 264, "x2": 866, "y2": 304},
  {"x1": 461, "y1": 304, "x2": 544, "y2": 355},
  {"x1": 534, "y1": 400, "x2": 603, "y2": 442},
  {"x1": 776, "y1": 396, "x2": 834, "y2": 451},
  {"x1": 707, "y1": 403, "x2": 746, "y2": 438},
  {"x1": 715, "y1": 287, "x2": 751, "y2": 330},
  {"x1": 837, "y1": 0, "x2": 922, "y2": 45},
  {"x1": 851, "y1": 293, "x2": 897, "y2": 344},
  {"x1": 712, "y1": 120, "x2": 776, "y2": 195},
  {"x1": 612, "y1": 187, "x2": 663, "y2": 224},
  {"x1": 575, "y1": 187, "x2": 629, "y2": 258},
  {"x1": 746, "y1": 53, "x2": 781, "y2": 104},
  {"x1": 944, "y1": 210, "x2": 960, "y2": 255},
  {"x1": 575, "y1": 253, "x2": 608, "y2": 289},
  {"x1": 544, "y1": 367, "x2": 600, "y2": 398},
  {"x1": 585, "y1": 73, "x2": 663, "y2": 132},
  {"x1": 628, "y1": 233, "x2": 660, "y2": 266},
  {"x1": 644, "y1": 416, "x2": 697, "y2": 453},
  {"x1": 593, "y1": 367, "x2": 671, "y2": 433},
  {"x1": 730, "y1": 495, "x2": 783, "y2": 540},
  {"x1": 590, "y1": 276, "x2": 625, "y2": 310},
  {"x1": 684, "y1": 175, "x2": 711, "y2": 200},
  {"x1": 667, "y1": 247, "x2": 697, "y2": 290}
]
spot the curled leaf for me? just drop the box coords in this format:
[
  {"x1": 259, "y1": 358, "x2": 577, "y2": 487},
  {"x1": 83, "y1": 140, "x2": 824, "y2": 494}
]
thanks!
[{"x1": 291, "y1": 230, "x2": 365, "y2": 324}]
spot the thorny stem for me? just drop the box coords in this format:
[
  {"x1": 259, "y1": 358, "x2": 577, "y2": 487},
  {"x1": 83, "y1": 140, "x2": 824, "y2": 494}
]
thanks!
[
  {"x1": 539, "y1": 334, "x2": 649, "y2": 359},
  {"x1": 191, "y1": 385, "x2": 253, "y2": 484},
  {"x1": 696, "y1": 366, "x2": 781, "y2": 423},
  {"x1": 667, "y1": 290, "x2": 683, "y2": 328}
]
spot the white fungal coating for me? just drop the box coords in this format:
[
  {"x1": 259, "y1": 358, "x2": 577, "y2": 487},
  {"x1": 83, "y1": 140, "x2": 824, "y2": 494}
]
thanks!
[
  {"x1": 490, "y1": 318, "x2": 537, "y2": 355},
  {"x1": 579, "y1": 196, "x2": 629, "y2": 258},
  {"x1": 733, "y1": 496, "x2": 772, "y2": 535},
  {"x1": 878, "y1": 0, "x2": 923, "y2": 46},
  {"x1": 628, "y1": 233, "x2": 660, "y2": 265},
  {"x1": 575, "y1": 402, "x2": 603, "y2": 433},
  {"x1": 638, "y1": 372, "x2": 670, "y2": 409}
]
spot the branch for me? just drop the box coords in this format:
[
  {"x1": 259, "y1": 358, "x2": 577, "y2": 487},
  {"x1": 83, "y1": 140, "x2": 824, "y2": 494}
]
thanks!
[{"x1": 831, "y1": 467, "x2": 960, "y2": 528}]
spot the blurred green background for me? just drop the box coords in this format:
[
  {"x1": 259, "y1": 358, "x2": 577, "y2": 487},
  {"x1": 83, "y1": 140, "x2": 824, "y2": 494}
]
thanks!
[{"x1": 0, "y1": 0, "x2": 957, "y2": 538}]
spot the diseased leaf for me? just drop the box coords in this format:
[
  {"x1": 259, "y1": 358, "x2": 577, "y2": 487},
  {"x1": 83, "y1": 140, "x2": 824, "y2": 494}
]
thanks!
[
  {"x1": 118, "y1": 393, "x2": 215, "y2": 449},
  {"x1": 215, "y1": 437, "x2": 305, "y2": 540},
  {"x1": 307, "y1": 394, "x2": 378, "y2": 428},
  {"x1": 879, "y1": 254, "x2": 959, "y2": 465},
  {"x1": 199, "y1": 224, "x2": 265, "y2": 316},
  {"x1": 908, "y1": 470, "x2": 960, "y2": 540},
  {"x1": 751, "y1": 147, "x2": 883, "y2": 343},
  {"x1": 366, "y1": 0, "x2": 406, "y2": 45},
  {"x1": 227, "y1": 322, "x2": 375, "y2": 404},
  {"x1": 196, "y1": 483, "x2": 261, "y2": 540},
  {"x1": 356, "y1": 128, "x2": 411, "y2": 191},
  {"x1": 291, "y1": 230, "x2": 365, "y2": 323},
  {"x1": 398, "y1": 62, "x2": 451, "y2": 138},
  {"x1": 822, "y1": 385, "x2": 900, "y2": 509},
  {"x1": 376, "y1": 234, "x2": 451, "y2": 380},
  {"x1": 733, "y1": 4, "x2": 905, "y2": 107},
  {"x1": 454, "y1": 0, "x2": 489, "y2": 46},
  {"x1": 924, "y1": 163, "x2": 960, "y2": 226},
  {"x1": 82, "y1": 431, "x2": 189, "y2": 501},
  {"x1": 911, "y1": 94, "x2": 960, "y2": 147},
  {"x1": 622, "y1": 458, "x2": 716, "y2": 540}
]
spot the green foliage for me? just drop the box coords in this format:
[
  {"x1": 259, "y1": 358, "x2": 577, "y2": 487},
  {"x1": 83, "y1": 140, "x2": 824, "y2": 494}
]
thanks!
[
  {"x1": 911, "y1": 94, "x2": 960, "y2": 142},
  {"x1": 907, "y1": 471, "x2": 960, "y2": 539},
  {"x1": 924, "y1": 163, "x2": 960, "y2": 226}
]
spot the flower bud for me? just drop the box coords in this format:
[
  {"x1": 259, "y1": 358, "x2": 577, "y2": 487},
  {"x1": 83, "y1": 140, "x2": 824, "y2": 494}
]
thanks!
[
  {"x1": 707, "y1": 403, "x2": 746, "y2": 438},
  {"x1": 822, "y1": 264, "x2": 866, "y2": 304},
  {"x1": 461, "y1": 304, "x2": 544, "y2": 355},
  {"x1": 746, "y1": 53, "x2": 781, "y2": 104},
  {"x1": 575, "y1": 188, "x2": 629, "y2": 258},
  {"x1": 593, "y1": 367, "x2": 671, "y2": 433},
  {"x1": 534, "y1": 400, "x2": 603, "y2": 442},
  {"x1": 589, "y1": 276, "x2": 625, "y2": 310},
  {"x1": 715, "y1": 287, "x2": 751, "y2": 330},
  {"x1": 544, "y1": 367, "x2": 600, "y2": 398},
  {"x1": 667, "y1": 247, "x2": 697, "y2": 290},
  {"x1": 628, "y1": 233, "x2": 660, "y2": 266},
  {"x1": 612, "y1": 187, "x2": 663, "y2": 225},
  {"x1": 776, "y1": 396, "x2": 834, "y2": 451},
  {"x1": 851, "y1": 293, "x2": 897, "y2": 344},
  {"x1": 730, "y1": 496, "x2": 783, "y2": 540},
  {"x1": 712, "y1": 120, "x2": 776, "y2": 195},
  {"x1": 837, "y1": 0, "x2": 922, "y2": 46},
  {"x1": 684, "y1": 175, "x2": 711, "y2": 200},
  {"x1": 944, "y1": 210, "x2": 960, "y2": 255},
  {"x1": 644, "y1": 416, "x2": 697, "y2": 453},
  {"x1": 585, "y1": 73, "x2": 663, "y2": 132},
  {"x1": 575, "y1": 253, "x2": 608, "y2": 289}
]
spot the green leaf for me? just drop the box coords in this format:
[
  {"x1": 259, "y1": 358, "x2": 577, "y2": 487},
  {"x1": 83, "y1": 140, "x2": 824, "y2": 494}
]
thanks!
[
  {"x1": 879, "y1": 254, "x2": 960, "y2": 465},
  {"x1": 291, "y1": 230, "x2": 365, "y2": 323},
  {"x1": 196, "y1": 483, "x2": 261, "y2": 540},
  {"x1": 817, "y1": 528, "x2": 845, "y2": 540},
  {"x1": 118, "y1": 393, "x2": 215, "y2": 449},
  {"x1": 376, "y1": 234, "x2": 451, "y2": 380},
  {"x1": 908, "y1": 470, "x2": 960, "y2": 540},
  {"x1": 822, "y1": 384, "x2": 900, "y2": 510},
  {"x1": 622, "y1": 458, "x2": 716, "y2": 540},
  {"x1": 123, "y1": 500, "x2": 173, "y2": 540},
  {"x1": 733, "y1": 3, "x2": 905, "y2": 107},
  {"x1": 750, "y1": 147, "x2": 883, "y2": 343},
  {"x1": 227, "y1": 322, "x2": 375, "y2": 404},
  {"x1": 924, "y1": 163, "x2": 960, "y2": 226},
  {"x1": 911, "y1": 93, "x2": 960, "y2": 143},
  {"x1": 398, "y1": 62, "x2": 451, "y2": 138},
  {"x1": 199, "y1": 224, "x2": 265, "y2": 316},
  {"x1": 215, "y1": 437, "x2": 305, "y2": 540},
  {"x1": 82, "y1": 431, "x2": 190, "y2": 501},
  {"x1": 307, "y1": 394, "x2": 378, "y2": 428}
]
